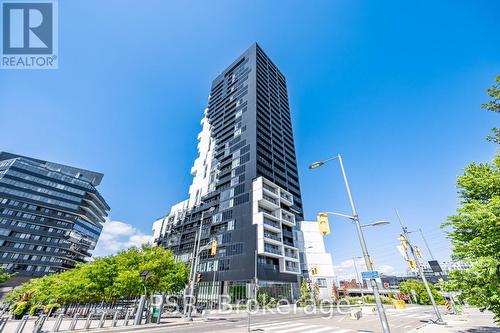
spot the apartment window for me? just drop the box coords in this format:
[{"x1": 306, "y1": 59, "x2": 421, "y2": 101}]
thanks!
[{"x1": 317, "y1": 278, "x2": 327, "y2": 288}]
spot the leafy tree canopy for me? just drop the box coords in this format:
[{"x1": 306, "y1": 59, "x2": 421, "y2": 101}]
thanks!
[
  {"x1": 399, "y1": 280, "x2": 444, "y2": 305},
  {"x1": 482, "y1": 75, "x2": 500, "y2": 144},
  {"x1": 5, "y1": 245, "x2": 189, "y2": 306},
  {"x1": 442, "y1": 75, "x2": 500, "y2": 322}
]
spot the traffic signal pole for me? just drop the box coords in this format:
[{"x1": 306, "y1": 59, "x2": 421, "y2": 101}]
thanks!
[
  {"x1": 395, "y1": 210, "x2": 445, "y2": 325},
  {"x1": 310, "y1": 154, "x2": 391, "y2": 333},
  {"x1": 185, "y1": 207, "x2": 214, "y2": 321},
  {"x1": 337, "y1": 155, "x2": 391, "y2": 333}
]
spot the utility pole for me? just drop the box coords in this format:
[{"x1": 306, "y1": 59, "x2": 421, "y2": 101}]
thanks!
[{"x1": 395, "y1": 210, "x2": 445, "y2": 325}]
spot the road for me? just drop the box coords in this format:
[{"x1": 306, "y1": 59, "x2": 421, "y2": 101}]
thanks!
[{"x1": 119, "y1": 305, "x2": 437, "y2": 333}]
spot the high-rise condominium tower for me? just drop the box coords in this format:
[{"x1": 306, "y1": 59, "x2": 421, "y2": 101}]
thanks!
[
  {"x1": 0, "y1": 152, "x2": 109, "y2": 287},
  {"x1": 153, "y1": 43, "x2": 304, "y2": 301}
]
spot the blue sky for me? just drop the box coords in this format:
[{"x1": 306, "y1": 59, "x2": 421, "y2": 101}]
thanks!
[{"x1": 1, "y1": 0, "x2": 499, "y2": 278}]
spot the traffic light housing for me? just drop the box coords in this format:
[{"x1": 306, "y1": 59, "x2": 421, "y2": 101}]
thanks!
[
  {"x1": 317, "y1": 213, "x2": 330, "y2": 236},
  {"x1": 399, "y1": 234, "x2": 408, "y2": 250},
  {"x1": 195, "y1": 273, "x2": 202, "y2": 283},
  {"x1": 311, "y1": 266, "x2": 318, "y2": 276},
  {"x1": 211, "y1": 240, "x2": 218, "y2": 256},
  {"x1": 415, "y1": 247, "x2": 423, "y2": 259},
  {"x1": 408, "y1": 259, "x2": 416, "y2": 270}
]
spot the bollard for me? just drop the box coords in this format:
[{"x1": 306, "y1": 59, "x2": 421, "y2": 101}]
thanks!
[
  {"x1": 111, "y1": 311, "x2": 119, "y2": 327},
  {"x1": 98, "y1": 311, "x2": 106, "y2": 328},
  {"x1": 14, "y1": 315, "x2": 28, "y2": 333},
  {"x1": 33, "y1": 315, "x2": 47, "y2": 333},
  {"x1": 123, "y1": 310, "x2": 131, "y2": 326},
  {"x1": 51, "y1": 314, "x2": 64, "y2": 332},
  {"x1": 84, "y1": 312, "x2": 93, "y2": 330},
  {"x1": 69, "y1": 313, "x2": 79, "y2": 331}
]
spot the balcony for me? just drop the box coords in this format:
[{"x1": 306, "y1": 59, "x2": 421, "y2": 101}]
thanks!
[
  {"x1": 262, "y1": 183, "x2": 278, "y2": 195},
  {"x1": 263, "y1": 218, "x2": 280, "y2": 230},
  {"x1": 285, "y1": 265, "x2": 300, "y2": 273},
  {"x1": 259, "y1": 263, "x2": 279, "y2": 271},
  {"x1": 284, "y1": 251, "x2": 298, "y2": 259},
  {"x1": 280, "y1": 192, "x2": 293, "y2": 205},
  {"x1": 260, "y1": 194, "x2": 279, "y2": 210},
  {"x1": 264, "y1": 245, "x2": 282, "y2": 256},
  {"x1": 281, "y1": 213, "x2": 295, "y2": 226},
  {"x1": 264, "y1": 232, "x2": 281, "y2": 242},
  {"x1": 259, "y1": 208, "x2": 280, "y2": 221}
]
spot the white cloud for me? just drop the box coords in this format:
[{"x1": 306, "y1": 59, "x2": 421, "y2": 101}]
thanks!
[
  {"x1": 92, "y1": 220, "x2": 153, "y2": 257},
  {"x1": 333, "y1": 258, "x2": 400, "y2": 281}
]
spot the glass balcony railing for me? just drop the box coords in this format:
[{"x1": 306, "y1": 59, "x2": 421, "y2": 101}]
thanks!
[
  {"x1": 264, "y1": 219, "x2": 280, "y2": 229},
  {"x1": 264, "y1": 246, "x2": 282, "y2": 255},
  {"x1": 263, "y1": 183, "x2": 278, "y2": 194},
  {"x1": 286, "y1": 265, "x2": 299, "y2": 272},
  {"x1": 263, "y1": 194, "x2": 278, "y2": 205},
  {"x1": 264, "y1": 232, "x2": 281, "y2": 241},
  {"x1": 285, "y1": 251, "x2": 298, "y2": 259}
]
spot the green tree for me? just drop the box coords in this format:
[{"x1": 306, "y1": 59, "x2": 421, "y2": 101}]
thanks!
[
  {"x1": 443, "y1": 154, "x2": 500, "y2": 321},
  {"x1": 399, "y1": 280, "x2": 444, "y2": 305},
  {"x1": 481, "y1": 75, "x2": 500, "y2": 144},
  {"x1": 298, "y1": 279, "x2": 313, "y2": 306},
  {"x1": 0, "y1": 267, "x2": 11, "y2": 284},
  {"x1": 5, "y1": 245, "x2": 189, "y2": 307}
]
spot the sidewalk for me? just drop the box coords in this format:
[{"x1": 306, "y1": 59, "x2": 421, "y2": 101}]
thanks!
[
  {"x1": 411, "y1": 307, "x2": 499, "y2": 332},
  {"x1": 0, "y1": 315, "x2": 191, "y2": 332}
]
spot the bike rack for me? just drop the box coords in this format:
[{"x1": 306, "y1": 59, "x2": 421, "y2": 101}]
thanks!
[
  {"x1": 14, "y1": 315, "x2": 28, "y2": 333},
  {"x1": 52, "y1": 314, "x2": 64, "y2": 332},
  {"x1": 33, "y1": 314, "x2": 47, "y2": 333},
  {"x1": 68, "y1": 313, "x2": 79, "y2": 330},
  {"x1": 84, "y1": 312, "x2": 93, "y2": 330},
  {"x1": 98, "y1": 311, "x2": 106, "y2": 328},
  {"x1": 111, "y1": 311, "x2": 119, "y2": 327}
]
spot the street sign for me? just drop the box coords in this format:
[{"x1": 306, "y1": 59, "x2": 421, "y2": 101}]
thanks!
[
  {"x1": 361, "y1": 271, "x2": 380, "y2": 279},
  {"x1": 428, "y1": 260, "x2": 442, "y2": 273}
]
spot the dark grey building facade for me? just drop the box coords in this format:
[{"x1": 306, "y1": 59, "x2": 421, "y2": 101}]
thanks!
[
  {"x1": 0, "y1": 152, "x2": 110, "y2": 285},
  {"x1": 153, "y1": 44, "x2": 304, "y2": 301}
]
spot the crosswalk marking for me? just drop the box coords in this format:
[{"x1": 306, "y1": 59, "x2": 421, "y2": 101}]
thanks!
[
  {"x1": 272, "y1": 324, "x2": 318, "y2": 332},
  {"x1": 251, "y1": 322, "x2": 304, "y2": 330},
  {"x1": 305, "y1": 327, "x2": 335, "y2": 333},
  {"x1": 248, "y1": 320, "x2": 354, "y2": 333}
]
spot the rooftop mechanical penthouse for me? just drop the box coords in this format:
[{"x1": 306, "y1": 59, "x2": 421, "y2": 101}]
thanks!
[
  {"x1": 153, "y1": 43, "x2": 305, "y2": 301},
  {"x1": 0, "y1": 152, "x2": 110, "y2": 286}
]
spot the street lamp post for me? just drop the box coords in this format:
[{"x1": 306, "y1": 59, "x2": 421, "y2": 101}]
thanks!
[
  {"x1": 309, "y1": 154, "x2": 391, "y2": 333},
  {"x1": 185, "y1": 206, "x2": 215, "y2": 321}
]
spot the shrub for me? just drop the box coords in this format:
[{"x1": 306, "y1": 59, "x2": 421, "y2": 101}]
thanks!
[
  {"x1": 29, "y1": 305, "x2": 44, "y2": 316},
  {"x1": 13, "y1": 301, "x2": 28, "y2": 317},
  {"x1": 44, "y1": 303, "x2": 61, "y2": 315}
]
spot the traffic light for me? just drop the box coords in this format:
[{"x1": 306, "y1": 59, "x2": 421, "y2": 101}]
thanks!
[
  {"x1": 408, "y1": 259, "x2": 416, "y2": 270},
  {"x1": 195, "y1": 273, "x2": 202, "y2": 283},
  {"x1": 211, "y1": 240, "x2": 218, "y2": 256},
  {"x1": 399, "y1": 234, "x2": 408, "y2": 250},
  {"x1": 311, "y1": 266, "x2": 318, "y2": 276},
  {"x1": 415, "y1": 247, "x2": 423, "y2": 259},
  {"x1": 317, "y1": 213, "x2": 330, "y2": 236}
]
